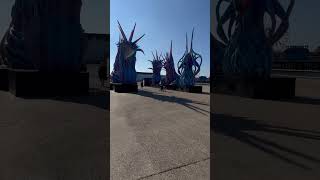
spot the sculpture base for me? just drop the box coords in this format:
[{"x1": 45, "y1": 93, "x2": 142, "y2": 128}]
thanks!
[
  {"x1": 213, "y1": 75, "x2": 296, "y2": 99},
  {"x1": 0, "y1": 67, "x2": 9, "y2": 91},
  {"x1": 112, "y1": 83, "x2": 138, "y2": 93},
  {"x1": 183, "y1": 86, "x2": 203, "y2": 93},
  {"x1": 8, "y1": 69, "x2": 89, "y2": 97},
  {"x1": 143, "y1": 78, "x2": 152, "y2": 86},
  {"x1": 165, "y1": 84, "x2": 177, "y2": 90}
]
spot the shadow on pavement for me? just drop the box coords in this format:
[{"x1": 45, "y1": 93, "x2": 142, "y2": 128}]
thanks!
[
  {"x1": 211, "y1": 113, "x2": 320, "y2": 170},
  {"x1": 51, "y1": 94, "x2": 109, "y2": 110},
  {"x1": 279, "y1": 96, "x2": 320, "y2": 106},
  {"x1": 21, "y1": 90, "x2": 109, "y2": 110},
  {"x1": 136, "y1": 89, "x2": 209, "y2": 116}
]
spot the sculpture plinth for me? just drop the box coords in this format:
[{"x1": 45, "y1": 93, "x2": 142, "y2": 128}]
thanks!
[
  {"x1": 8, "y1": 69, "x2": 89, "y2": 97},
  {"x1": 213, "y1": 74, "x2": 295, "y2": 99},
  {"x1": 143, "y1": 78, "x2": 152, "y2": 87},
  {"x1": 112, "y1": 83, "x2": 138, "y2": 93},
  {"x1": 0, "y1": 66, "x2": 9, "y2": 91},
  {"x1": 165, "y1": 84, "x2": 178, "y2": 90},
  {"x1": 183, "y1": 86, "x2": 203, "y2": 93}
]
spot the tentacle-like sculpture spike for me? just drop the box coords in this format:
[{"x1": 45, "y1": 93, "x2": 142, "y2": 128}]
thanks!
[
  {"x1": 228, "y1": 14, "x2": 236, "y2": 39},
  {"x1": 129, "y1": 23, "x2": 136, "y2": 42},
  {"x1": 170, "y1": 40, "x2": 173, "y2": 56},
  {"x1": 265, "y1": 0, "x2": 277, "y2": 38},
  {"x1": 191, "y1": 28, "x2": 194, "y2": 51},
  {"x1": 186, "y1": 33, "x2": 189, "y2": 52},
  {"x1": 163, "y1": 40, "x2": 178, "y2": 85},
  {"x1": 217, "y1": 2, "x2": 234, "y2": 45},
  {"x1": 117, "y1": 20, "x2": 128, "y2": 42},
  {"x1": 269, "y1": 0, "x2": 295, "y2": 45},
  {"x1": 152, "y1": 51, "x2": 155, "y2": 59},
  {"x1": 133, "y1": 34, "x2": 145, "y2": 44}
]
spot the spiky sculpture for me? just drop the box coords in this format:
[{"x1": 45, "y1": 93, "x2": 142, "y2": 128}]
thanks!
[
  {"x1": 1, "y1": 0, "x2": 85, "y2": 72},
  {"x1": 148, "y1": 51, "x2": 164, "y2": 85},
  {"x1": 216, "y1": 0, "x2": 295, "y2": 78},
  {"x1": 111, "y1": 21, "x2": 145, "y2": 84},
  {"x1": 0, "y1": 0, "x2": 33, "y2": 69},
  {"x1": 177, "y1": 29, "x2": 202, "y2": 88},
  {"x1": 163, "y1": 41, "x2": 178, "y2": 85}
]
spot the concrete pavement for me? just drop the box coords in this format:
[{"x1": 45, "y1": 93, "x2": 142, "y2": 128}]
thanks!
[
  {"x1": 0, "y1": 64, "x2": 108, "y2": 179},
  {"x1": 212, "y1": 78, "x2": 320, "y2": 180},
  {"x1": 111, "y1": 86, "x2": 210, "y2": 180}
]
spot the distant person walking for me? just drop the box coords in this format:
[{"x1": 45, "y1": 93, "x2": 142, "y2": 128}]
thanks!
[
  {"x1": 159, "y1": 81, "x2": 165, "y2": 92},
  {"x1": 141, "y1": 81, "x2": 144, "y2": 88}
]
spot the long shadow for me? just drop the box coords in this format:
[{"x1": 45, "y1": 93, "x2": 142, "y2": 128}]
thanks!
[
  {"x1": 136, "y1": 89, "x2": 209, "y2": 116},
  {"x1": 212, "y1": 113, "x2": 320, "y2": 170},
  {"x1": 21, "y1": 90, "x2": 109, "y2": 110},
  {"x1": 279, "y1": 96, "x2": 320, "y2": 106},
  {"x1": 51, "y1": 94, "x2": 109, "y2": 110}
]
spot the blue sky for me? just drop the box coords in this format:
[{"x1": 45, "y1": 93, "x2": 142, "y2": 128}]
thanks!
[{"x1": 110, "y1": 0, "x2": 211, "y2": 77}]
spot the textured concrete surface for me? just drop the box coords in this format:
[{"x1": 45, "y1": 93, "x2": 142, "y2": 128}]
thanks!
[
  {"x1": 0, "y1": 64, "x2": 108, "y2": 180},
  {"x1": 111, "y1": 86, "x2": 210, "y2": 180},
  {"x1": 212, "y1": 78, "x2": 320, "y2": 180}
]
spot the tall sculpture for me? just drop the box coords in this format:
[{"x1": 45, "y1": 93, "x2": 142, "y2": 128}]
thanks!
[
  {"x1": 216, "y1": 0, "x2": 295, "y2": 78},
  {"x1": 111, "y1": 21, "x2": 145, "y2": 84},
  {"x1": 177, "y1": 29, "x2": 202, "y2": 88},
  {"x1": 163, "y1": 41, "x2": 178, "y2": 85},
  {"x1": 0, "y1": 0, "x2": 34, "y2": 69},
  {"x1": 0, "y1": 0, "x2": 85, "y2": 72},
  {"x1": 148, "y1": 51, "x2": 163, "y2": 85}
]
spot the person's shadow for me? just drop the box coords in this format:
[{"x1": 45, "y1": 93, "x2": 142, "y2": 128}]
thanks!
[
  {"x1": 211, "y1": 113, "x2": 320, "y2": 170},
  {"x1": 136, "y1": 89, "x2": 209, "y2": 116}
]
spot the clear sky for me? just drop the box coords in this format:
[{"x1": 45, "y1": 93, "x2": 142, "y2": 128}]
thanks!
[
  {"x1": 211, "y1": 0, "x2": 320, "y2": 51},
  {"x1": 110, "y1": 0, "x2": 211, "y2": 77}
]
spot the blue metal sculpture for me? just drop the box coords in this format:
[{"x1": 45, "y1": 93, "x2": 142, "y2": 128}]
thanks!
[
  {"x1": 111, "y1": 21, "x2": 145, "y2": 84},
  {"x1": 216, "y1": 0, "x2": 295, "y2": 78},
  {"x1": 148, "y1": 51, "x2": 163, "y2": 85},
  {"x1": 163, "y1": 41, "x2": 178, "y2": 85},
  {"x1": 177, "y1": 29, "x2": 202, "y2": 87},
  {"x1": 0, "y1": 0, "x2": 85, "y2": 72}
]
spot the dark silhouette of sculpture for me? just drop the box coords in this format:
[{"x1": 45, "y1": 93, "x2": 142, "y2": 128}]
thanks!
[
  {"x1": 99, "y1": 57, "x2": 109, "y2": 87},
  {"x1": 216, "y1": 0, "x2": 295, "y2": 78},
  {"x1": 0, "y1": 0, "x2": 33, "y2": 69},
  {"x1": 111, "y1": 21, "x2": 145, "y2": 84},
  {"x1": 148, "y1": 51, "x2": 163, "y2": 85},
  {"x1": 177, "y1": 29, "x2": 202, "y2": 87},
  {"x1": 0, "y1": 0, "x2": 85, "y2": 72},
  {"x1": 163, "y1": 41, "x2": 178, "y2": 85}
]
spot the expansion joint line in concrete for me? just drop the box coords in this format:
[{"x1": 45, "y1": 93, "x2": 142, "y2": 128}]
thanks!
[{"x1": 136, "y1": 157, "x2": 210, "y2": 180}]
